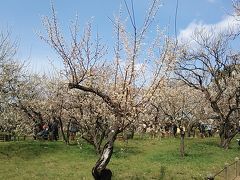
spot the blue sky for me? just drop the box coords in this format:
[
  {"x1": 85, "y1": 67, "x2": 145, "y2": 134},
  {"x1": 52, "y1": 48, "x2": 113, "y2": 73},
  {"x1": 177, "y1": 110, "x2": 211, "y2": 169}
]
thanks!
[{"x1": 0, "y1": 0, "x2": 234, "y2": 73}]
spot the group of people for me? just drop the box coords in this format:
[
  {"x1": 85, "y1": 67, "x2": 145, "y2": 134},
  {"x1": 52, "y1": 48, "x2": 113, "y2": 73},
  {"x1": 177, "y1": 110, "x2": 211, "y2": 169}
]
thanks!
[
  {"x1": 199, "y1": 123, "x2": 214, "y2": 137},
  {"x1": 32, "y1": 118, "x2": 80, "y2": 141},
  {"x1": 139, "y1": 122, "x2": 180, "y2": 139},
  {"x1": 138, "y1": 121, "x2": 217, "y2": 139},
  {"x1": 33, "y1": 119, "x2": 59, "y2": 141}
]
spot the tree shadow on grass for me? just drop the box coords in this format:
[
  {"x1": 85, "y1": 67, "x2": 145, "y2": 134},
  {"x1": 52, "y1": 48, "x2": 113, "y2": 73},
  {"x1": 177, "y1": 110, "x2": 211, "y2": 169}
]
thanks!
[
  {"x1": 0, "y1": 140, "x2": 84, "y2": 160},
  {"x1": 193, "y1": 139, "x2": 238, "y2": 149}
]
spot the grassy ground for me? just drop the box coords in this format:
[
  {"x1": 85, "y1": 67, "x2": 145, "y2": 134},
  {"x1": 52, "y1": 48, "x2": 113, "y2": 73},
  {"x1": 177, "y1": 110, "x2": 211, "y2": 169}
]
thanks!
[{"x1": 0, "y1": 135, "x2": 239, "y2": 180}]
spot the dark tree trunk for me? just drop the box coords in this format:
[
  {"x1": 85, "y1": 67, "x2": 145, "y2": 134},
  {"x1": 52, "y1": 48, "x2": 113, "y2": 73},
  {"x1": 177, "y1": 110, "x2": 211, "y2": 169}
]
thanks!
[
  {"x1": 93, "y1": 132, "x2": 105, "y2": 155},
  {"x1": 58, "y1": 117, "x2": 69, "y2": 145},
  {"x1": 94, "y1": 143, "x2": 102, "y2": 155},
  {"x1": 219, "y1": 121, "x2": 238, "y2": 149},
  {"x1": 219, "y1": 129, "x2": 237, "y2": 149},
  {"x1": 94, "y1": 117, "x2": 108, "y2": 155},
  {"x1": 180, "y1": 128, "x2": 185, "y2": 158},
  {"x1": 187, "y1": 124, "x2": 192, "y2": 138},
  {"x1": 219, "y1": 132, "x2": 238, "y2": 149},
  {"x1": 92, "y1": 127, "x2": 119, "y2": 180},
  {"x1": 66, "y1": 120, "x2": 70, "y2": 144}
]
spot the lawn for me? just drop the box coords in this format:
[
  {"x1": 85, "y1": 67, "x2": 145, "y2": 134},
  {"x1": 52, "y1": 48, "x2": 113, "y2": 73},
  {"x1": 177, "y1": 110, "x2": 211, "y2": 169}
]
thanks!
[{"x1": 0, "y1": 135, "x2": 239, "y2": 180}]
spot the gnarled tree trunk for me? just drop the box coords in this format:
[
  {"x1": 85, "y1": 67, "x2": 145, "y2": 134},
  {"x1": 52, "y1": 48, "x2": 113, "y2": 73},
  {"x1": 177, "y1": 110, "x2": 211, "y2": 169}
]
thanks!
[
  {"x1": 92, "y1": 127, "x2": 119, "y2": 180},
  {"x1": 219, "y1": 122, "x2": 238, "y2": 149}
]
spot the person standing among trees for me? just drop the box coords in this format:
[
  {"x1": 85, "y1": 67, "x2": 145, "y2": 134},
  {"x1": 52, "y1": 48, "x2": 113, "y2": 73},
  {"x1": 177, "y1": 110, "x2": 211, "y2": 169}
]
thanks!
[
  {"x1": 172, "y1": 123, "x2": 178, "y2": 137},
  {"x1": 51, "y1": 119, "x2": 59, "y2": 141},
  {"x1": 32, "y1": 115, "x2": 43, "y2": 140},
  {"x1": 69, "y1": 119, "x2": 78, "y2": 141},
  {"x1": 40, "y1": 123, "x2": 49, "y2": 140},
  {"x1": 33, "y1": 124, "x2": 39, "y2": 140}
]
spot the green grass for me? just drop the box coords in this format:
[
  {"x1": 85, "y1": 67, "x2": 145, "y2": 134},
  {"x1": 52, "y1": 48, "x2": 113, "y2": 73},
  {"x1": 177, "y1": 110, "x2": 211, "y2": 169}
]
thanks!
[{"x1": 0, "y1": 136, "x2": 239, "y2": 180}]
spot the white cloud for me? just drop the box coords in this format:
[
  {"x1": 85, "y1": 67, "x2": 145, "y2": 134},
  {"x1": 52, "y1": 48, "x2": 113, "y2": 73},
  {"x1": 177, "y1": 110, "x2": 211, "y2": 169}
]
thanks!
[{"x1": 178, "y1": 15, "x2": 240, "y2": 44}]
